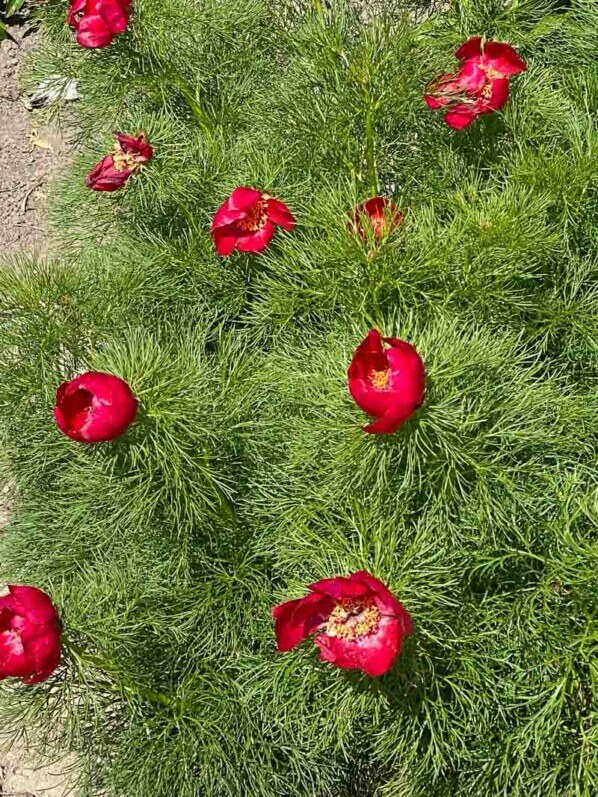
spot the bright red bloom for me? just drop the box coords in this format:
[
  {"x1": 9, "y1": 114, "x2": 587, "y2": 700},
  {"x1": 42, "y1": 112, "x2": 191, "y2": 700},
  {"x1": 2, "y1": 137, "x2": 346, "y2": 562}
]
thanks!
[
  {"x1": 348, "y1": 329, "x2": 425, "y2": 435},
  {"x1": 350, "y1": 197, "x2": 403, "y2": 241},
  {"x1": 211, "y1": 187, "x2": 296, "y2": 256},
  {"x1": 86, "y1": 132, "x2": 153, "y2": 192},
  {"x1": 68, "y1": 0, "x2": 131, "y2": 49},
  {"x1": 273, "y1": 571, "x2": 412, "y2": 676},
  {"x1": 425, "y1": 36, "x2": 526, "y2": 129},
  {"x1": 0, "y1": 585, "x2": 61, "y2": 684},
  {"x1": 54, "y1": 372, "x2": 138, "y2": 443}
]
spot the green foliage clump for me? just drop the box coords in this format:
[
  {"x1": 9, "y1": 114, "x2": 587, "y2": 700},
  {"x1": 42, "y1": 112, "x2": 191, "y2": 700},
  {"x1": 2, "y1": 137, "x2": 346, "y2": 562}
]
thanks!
[{"x1": 0, "y1": 1, "x2": 597, "y2": 795}]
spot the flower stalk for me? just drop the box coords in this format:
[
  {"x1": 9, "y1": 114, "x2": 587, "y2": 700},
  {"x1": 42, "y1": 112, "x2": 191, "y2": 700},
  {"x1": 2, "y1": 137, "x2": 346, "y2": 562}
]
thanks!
[{"x1": 66, "y1": 639, "x2": 179, "y2": 711}]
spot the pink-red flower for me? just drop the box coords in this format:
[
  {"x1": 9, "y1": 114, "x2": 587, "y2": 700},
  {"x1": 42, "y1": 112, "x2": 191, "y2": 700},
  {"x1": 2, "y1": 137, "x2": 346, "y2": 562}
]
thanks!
[
  {"x1": 348, "y1": 329, "x2": 425, "y2": 435},
  {"x1": 273, "y1": 571, "x2": 412, "y2": 676},
  {"x1": 350, "y1": 197, "x2": 403, "y2": 240},
  {"x1": 425, "y1": 36, "x2": 526, "y2": 129},
  {"x1": 86, "y1": 132, "x2": 153, "y2": 192},
  {"x1": 54, "y1": 372, "x2": 138, "y2": 443},
  {"x1": 0, "y1": 585, "x2": 61, "y2": 684},
  {"x1": 68, "y1": 0, "x2": 131, "y2": 49},
  {"x1": 211, "y1": 187, "x2": 296, "y2": 256}
]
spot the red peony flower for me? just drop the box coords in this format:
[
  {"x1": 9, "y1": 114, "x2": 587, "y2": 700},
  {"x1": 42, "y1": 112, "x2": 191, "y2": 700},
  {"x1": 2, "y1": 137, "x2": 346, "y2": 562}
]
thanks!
[
  {"x1": 0, "y1": 585, "x2": 62, "y2": 684},
  {"x1": 348, "y1": 329, "x2": 425, "y2": 435},
  {"x1": 68, "y1": 0, "x2": 131, "y2": 49},
  {"x1": 54, "y1": 372, "x2": 138, "y2": 443},
  {"x1": 211, "y1": 187, "x2": 296, "y2": 256},
  {"x1": 425, "y1": 36, "x2": 526, "y2": 129},
  {"x1": 350, "y1": 197, "x2": 403, "y2": 241},
  {"x1": 273, "y1": 570, "x2": 412, "y2": 676},
  {"x1": 86, "y1": 132, "x2": 153, "y2": 192}
]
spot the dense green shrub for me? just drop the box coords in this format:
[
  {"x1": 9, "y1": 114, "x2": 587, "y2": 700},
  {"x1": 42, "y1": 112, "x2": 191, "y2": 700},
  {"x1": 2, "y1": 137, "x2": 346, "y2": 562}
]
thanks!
[{"x1": 0, "y1": 1, "x2": 596, "y2": 795}]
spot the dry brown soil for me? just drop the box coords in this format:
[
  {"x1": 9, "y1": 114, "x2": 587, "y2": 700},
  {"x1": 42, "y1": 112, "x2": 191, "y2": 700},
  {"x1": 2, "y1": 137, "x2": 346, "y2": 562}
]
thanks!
[{"x1": 1, "y1": 16, "x2": 74, "y2": 797}]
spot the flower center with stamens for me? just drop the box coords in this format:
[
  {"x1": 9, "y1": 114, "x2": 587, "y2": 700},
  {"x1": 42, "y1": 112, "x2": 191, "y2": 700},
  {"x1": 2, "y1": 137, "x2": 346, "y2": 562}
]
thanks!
[
  {"x1": 112, "y1": 150, "x2": 142, "y2": 172},
  {"x1": 481, "y1": 63, "x2": 503, "y2": 81},
  {"x1": 237, "y1": 200, "x2": 268, "y2": 233},
  {"x1": 326, "y1": 597, "x2": 380, "y2": 640},
  {"x1": 369, "y1": 368, "x2": 391, "y2": 390}
]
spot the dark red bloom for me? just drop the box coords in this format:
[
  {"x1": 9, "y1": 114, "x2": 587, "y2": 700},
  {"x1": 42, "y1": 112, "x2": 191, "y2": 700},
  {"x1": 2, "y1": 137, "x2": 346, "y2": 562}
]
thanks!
[
  {"x1": 211, "y1": 187, "x2": 296, "y2": 256},
  {"x1": 86, "y1": 132, "x2": 153, "y2": 192},
  {"x1": 350, "y1": 197, "x2": 403, "y2": 240},
  {"x1": 425, "y1": 36, "x2": 526, "y2": 129},
  {"x1": 54, "y1": 372, "x2": 138, "y2": 443},
  {"x1": 273, "y1": 571, "x2": 412, "y2": 676},
  {"x1": 68, "y1": 0, "x2": 131, "y2": 49},
  {"x1": 0, "y1": 585, "x2": 61, "y2": 684},
  {"x1": 348, "y1": 329, "x2": 425, "y2": 435}
]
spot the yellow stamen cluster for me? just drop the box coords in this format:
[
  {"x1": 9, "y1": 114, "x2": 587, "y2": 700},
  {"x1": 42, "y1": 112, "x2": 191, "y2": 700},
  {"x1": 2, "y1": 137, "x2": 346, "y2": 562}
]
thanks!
[
  {"x1": 326, "y1": 597, "x2": 380, "y2": 640},
  {"x1": 369, "y1": 368, "x2": 391, "y2": 390},
  {"x1": 237, "y1": 200, "x2": 268, "y2": 233}
]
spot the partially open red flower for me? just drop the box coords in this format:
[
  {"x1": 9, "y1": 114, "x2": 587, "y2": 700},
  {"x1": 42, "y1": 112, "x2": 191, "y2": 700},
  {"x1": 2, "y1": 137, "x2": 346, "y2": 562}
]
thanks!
[
  {"x1": 211, "y1": 187, "x2": 296, "y2": 256},
  {"x1": 86, "y1": 132, "x2": 153, "y2": 192},
  {"x1": 348, "y1": 329, "x2": 425, "y2": 435},
  {"x1": 425, "y1": 36, "x2": 526, "y2": 129},
  {"x1": 273, "y1": 571, "x2": 412, "y2": 676},
  {"x1": 0, "y1": 585, "x2": 61, "y2": 684},
  {"x1": 68, "y1": 0, "x2": 131, "y2": 49},
  {"x1": 54, "y1": 372, "x2": 138, "y2": 443},
  {"x1": 350, "y1": 197, "x2": 403, "y2": 241}
]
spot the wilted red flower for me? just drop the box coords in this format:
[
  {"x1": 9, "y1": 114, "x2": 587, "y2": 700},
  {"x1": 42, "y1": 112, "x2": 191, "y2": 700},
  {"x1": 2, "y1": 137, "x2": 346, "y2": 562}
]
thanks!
[
  {"x1": 86, "y1": 132, "x2": 153, "y2": 192},
  {"x1": 348, "y1": 329, "x2": 425, "y2": 435},
  {"x1": 273, "y1": 570, "x2": 412, "y2": 676},
  {"x1": 211, "y1": 187, "x2": 296, "y2": 256},
  {"x1": 68, "y1": 0, "x2": 131, "y2": 49},
  {"x1": 0, "y1": 585, "x2": 61, "y2": 684},
  {"x1": 350, "y1": 197, "x2": 403, "y2": 240},
  {"x1": 425, "y1": 36, "x2": 526, "y2": 129},
  {"x1": 54, "y1": 372, "x2": 138, "y2": 443}
]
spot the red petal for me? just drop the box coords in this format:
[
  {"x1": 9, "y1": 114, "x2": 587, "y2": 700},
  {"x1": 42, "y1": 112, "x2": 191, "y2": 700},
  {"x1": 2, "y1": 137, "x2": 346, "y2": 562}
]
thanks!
[
  {"x1": 8, "y1": 586, "x2": 59, "y2": 625},
  {"x1": 485, "y1": 77, "x2": 510, "y2": 111},
  {"x1": 362, "y1": 399, "x2": 417, "y2": 435},
  {"x1": 456, "y1": 61, "x2": 487, "y2": 93},
  {"x1": 455, "y1": 36, "x2": 483, "y2": 62},
  {"x1": 236, "y1": 221, "x2": 275, "y2": 253},
  {"x1": 212, "y1": 225, "x2": 239, "y2": 256},
  {"x1": 348, "y1": 375, "x2": 391, "y2": 420},
  {"x1": 67, "y1": 0, "x2": 86, "y2": 28},
  {"x1": 0, "y1": 630, "x2": 33, "y2": 679},
  {"x1": 444, "y1": 104, "x2": 478, "y2": 130},
  {"x1": 86, "y1": 155, "x2": 133, "y2": 192},
  {"x1": 229, "y1": 187, "x2": 263, "y2": 211},
  {"x1": 425, "y1": 93, "x2": 448, "y2": 109},
  {"x1": 315, "y1": 615, "x2": 402, "y2": 676},
  {"x1": 212, "y1": 189, "x2": 262, "y2": 230},
  {"x1": 266, "y1": 198, "x2": 295, "y2": 231},
  {"x1": 21, "y1": 622, "x2": 61, "y2": 684},
  {"x1": 308, "y1": 576, "x2": 369, "y2": 601},
  {"x1": 97, "y1": 0, "x2": 129, "y2": 33},
  {"x1": 483, "y1": 40, "x2": 526, "y2": 76},
  {"x1": 273, "y1": 592, "x2": 333, "y2": 652},
  {"x1": 347, "y1": 330, "x2": 393, "y2": 418},
  {"x1": 115, "y1": 133, "x2": 153, "y2": 161},
  {"x1": 349, "y1": 572, "x2": 413, "y2": 630},
  {"x1": 76, "y1": 15, "x2": 114, "y2": 48}
]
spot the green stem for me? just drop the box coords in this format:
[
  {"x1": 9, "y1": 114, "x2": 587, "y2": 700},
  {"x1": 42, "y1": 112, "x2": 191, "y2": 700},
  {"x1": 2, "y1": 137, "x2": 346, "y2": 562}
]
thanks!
[
  {"x1": 176, "y1": 79, "x2": 213, "y2": 137},
  {"x1": 202, "y1": 445, "x2": 237, "y2": 524},
  {"x1": 364, "y1": 102, "x2": 379, "y2": 197},
  {"x1": 66, "y1": 640, "x2": 180, "y2": 711},
  {"x1": 314, "y1": 0, "x2": 324, "y2": 15}
]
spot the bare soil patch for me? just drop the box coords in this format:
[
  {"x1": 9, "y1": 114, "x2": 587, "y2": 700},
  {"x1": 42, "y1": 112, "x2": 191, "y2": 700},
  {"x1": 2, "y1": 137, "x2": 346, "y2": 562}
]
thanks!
[{"x1": 1, "y1": 16, "x2": 75, "y2": 797}]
